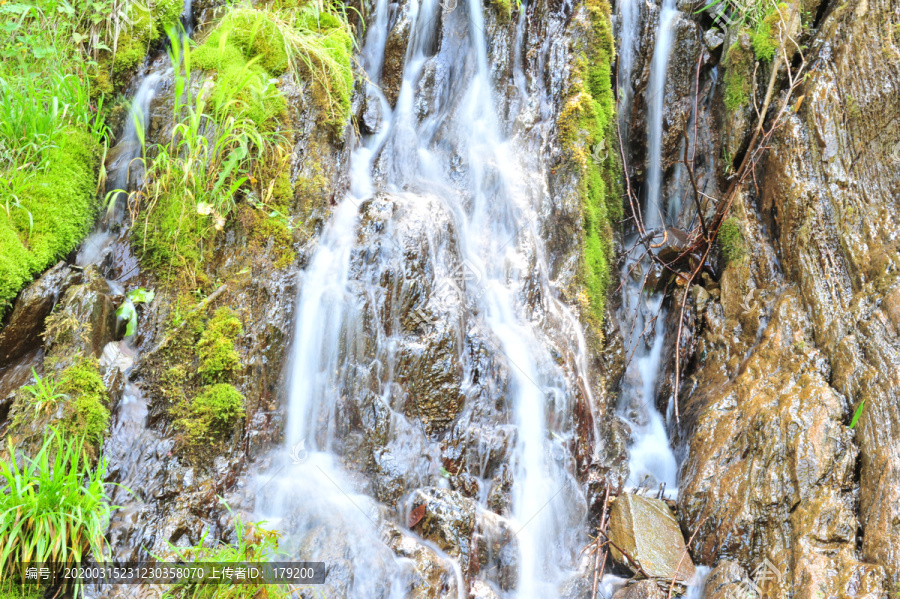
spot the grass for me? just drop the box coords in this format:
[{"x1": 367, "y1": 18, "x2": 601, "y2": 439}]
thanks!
[
  {"x1": 0, "y1": 0, "x2": 107, "y2": 314},
  {"x1": 163, "y1": 506, "x2": 290, "y2": 599},
  {"x1": 16, "y1": 361, "x2": 111, "y2": 446},
  {"x1": 0, "y1": 429, "x2": 115, "y2": 592},
  {"x1": 191, "y1": 3, "x2": 354, "y2": 130},
  {"x1": 131, "y1": 34, "x2": 279, "y2": 276},
  {"x1": 557, "y1": 0, "x2": 620, "y2": 329}
]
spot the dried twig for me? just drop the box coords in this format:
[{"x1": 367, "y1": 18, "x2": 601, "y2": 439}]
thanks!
[
  {"x1": 667, "y1": 501, "x2": 711, "y2": 598},
  {"x1": 591, "y1": 482, "x2": 612, "y2": 599}
]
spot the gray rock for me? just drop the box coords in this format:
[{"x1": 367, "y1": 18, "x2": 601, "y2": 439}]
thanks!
[
  {"x1": 703, "y1": 27, "x2": 725, "y2": 50},
  {"x1": 612, "y1": 580, "x2": 667, "y2": 599}
]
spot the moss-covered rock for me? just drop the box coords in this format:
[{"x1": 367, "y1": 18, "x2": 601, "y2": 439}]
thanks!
[
  {"x1": 177, "y1": 382, "x2": 245, "y2": 442},
  {"x1": 0, "y1": 129, "x2": 99, "y2": 315},
  {"x1": 723, "y1": 34, "x2": 754, "y2": 112},
  {"x1": 557, "y1": 0, "x2": 621, "y2": 330},
  {"x1": 718, "y1": 216, "x2": 745, "y2": 264},
  {"x1": 197, "y1": 307, "x2": 243, "y2": 382},
  {"x1": 58, "y1": 360, "x2": 110, "y2": 444}
]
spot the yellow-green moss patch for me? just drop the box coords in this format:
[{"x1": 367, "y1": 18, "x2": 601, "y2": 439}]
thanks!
[
  {"x1": 198, "y1": 307, "x2": 243, "y2": 383},
  {"x1": 557, "y1": 0, "x2": 620, "y2": 329}
]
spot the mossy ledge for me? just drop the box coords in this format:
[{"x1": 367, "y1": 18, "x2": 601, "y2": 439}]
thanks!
[
  {"x1": 0, "y1": 129, "x2": 99, "y2": 314},
  {"x1": 558, "y1": 0, "x2": 621, "y2": 332}
]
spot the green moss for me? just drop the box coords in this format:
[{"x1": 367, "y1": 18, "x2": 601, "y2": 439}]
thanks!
[
  {"x1": 723, "y1": 38, "x2": 754, "y2": 111},
  {"x1": 0, "y1": 128, "x2": 99, "y2": 313},
  {"x1": 197, "y1": 308, "x2": 243, "y2": 382},
  {"x1": 194, "y1": 42, "x2": 288, "y2": 128},
  {"x1": 751, "y1": 3, "x2": 787, "y2": 61},
  {"x1": 0, "y1": 587, "x2": 43, "y2": 599},
  {"x1": 58, "y1": 360, "x2": 110, "y2": 444},
  {"x1": 133, "y1": 189, "x2": 213, "y2": 273},
  {"x1": 193, "y1": 6, "x2": 353, "y2": 130},
  {"x1": 718, "y1": 217, "x2": 746, "y2": 264},
  {"x1": 177, "y1": 383, "x2": 245, "y2": 442},
  {"x1": 112, "y1": 35, "x2": 149, "y2": 78},
  {"x1": 493, "y1": 0, "x2": 513, "y2": 20},
  {"x1": 154, "y1": 0, "x2": 185, "y2": 36},
  {"x1": 557, "y1": 0, "x2": 620, "y2": 328}
]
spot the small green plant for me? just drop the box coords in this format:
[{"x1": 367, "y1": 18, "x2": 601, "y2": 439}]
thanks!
[
  {"x1": 0, "y1": 428, "x2": 116, "y2": 591},
  {"x1": 850, "y1": 399, "x2": 865, "y2": 429},
  {"x1": 21, "y1": 369, "x2": 67, "y2": 415},
  {"x1": 163, "y1": 503, "x2": 290, "y2": 599},
  {"x1": 197, "y1": 308, "x2": 243, "y2": 382},
  {"x1": 718, "y1": 217, "x2": 746, "y2": 264},
  {"x1": 116, "y1": 287, "x2": 156, "y2": 337}
]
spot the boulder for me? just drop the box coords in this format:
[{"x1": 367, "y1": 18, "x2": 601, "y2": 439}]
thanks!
[
  {"x1": 42, "y1": 265, "x2": 121, "y2": 368},
  {"x1": 0, "y1": 262, "x2": 73, "y2": 367},
  {"x1": 408, "y1": 487, "x2": 476, "y2": 572},
  {"x1": 608, "y1": 493, "x2": 696, "y2": 583}
]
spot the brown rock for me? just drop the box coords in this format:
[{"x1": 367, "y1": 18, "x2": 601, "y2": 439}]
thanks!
[
  {"x1": 0, "y1": 262, "x2": 73, "y2": 367},
  {"x1": 608, "y1": 493, "x2": 696, "y2": 583}
]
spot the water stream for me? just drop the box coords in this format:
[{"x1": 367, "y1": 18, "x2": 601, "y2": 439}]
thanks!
[
  {"x1": 615, "y1": 0, "x2": 680, "y2": 497},
  {"x1": 256, "y1": 0, "x2": 592, "y2": 595}
]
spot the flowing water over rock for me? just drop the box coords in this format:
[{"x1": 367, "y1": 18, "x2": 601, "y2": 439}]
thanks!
[
  {"x1": 255, "y1": 0, "x2": 598, "y2": 596},
  {"x1": 615, "y1": 0, "x2": 680, "y2": 498}
]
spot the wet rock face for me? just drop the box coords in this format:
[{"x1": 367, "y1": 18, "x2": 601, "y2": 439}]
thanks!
[
  {"x1": 677, "y1": 0, "x2": 900, "y2": 594},
  {"x1": 608, "y1": 493, "x2": 695, "y2": 583},
  {"x1": 43, "y1": 266, "x2": 122, "y2": 368},
  {"x1": 385, "y1": 524, "x2": 461, "y2": 599},
  {"x1": 382, "y1": 1, "x2": 414, "y2": 108},
  {"x1": 678, "y1": 292, "x2": 879, "y2": 594},
  {"x1": 0, "y1": 262, "x2": 73, "y2": 368}
]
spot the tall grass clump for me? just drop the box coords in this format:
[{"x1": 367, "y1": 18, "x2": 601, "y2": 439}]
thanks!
[
  {"x1": 163, "y1": 506, "x2": 292, "y2": 599},
  {"x1": 0, "y1": 429, "x2": 115, "y2": 591},
  {"x1": 192, "y1": 2, "x2": 355, "y2": 129},
  {"x1": 131, "y1": 33, "x2": 281, "y2": 276},
  {"x1": 0, "y1": 0, "x2": 108, "y2": 313}
]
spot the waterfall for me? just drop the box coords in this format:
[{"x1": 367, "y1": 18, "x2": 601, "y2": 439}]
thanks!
[
  {"x1": 615, "y1": 0, "x2": 680, "y2": 496},
  {"x1": 257, "y1": 0, "x2": 591, "y2": 595},
  {"x1": 617, "y1": 0, "x2": 639, "y2": 138},
  {"x1": 645, "y1": 0, "x2": 679, "y2": 228}
]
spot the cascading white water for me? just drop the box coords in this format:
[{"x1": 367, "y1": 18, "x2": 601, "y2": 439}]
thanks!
[
  {"x1": 257, "y1": 0, "x2": 592, "y2": 595},
  {"x1": 645, "y1": 0, "x2": 679, "y2": 227},
  {"x1": 617, "y1": 0, "x2": 639, "y2": 137},
  {"x1": 77, "y1": 72, "x2": 165, "y2": 267},
  {"x1": 615, "y1": 0, "x2": 680, "y2": 495}
]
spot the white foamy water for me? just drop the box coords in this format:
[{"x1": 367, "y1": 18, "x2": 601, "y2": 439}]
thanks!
[{"x1": 256, "y1": 0, "x2": 594, "y2": 595}]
